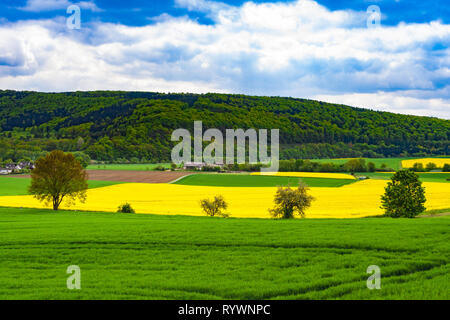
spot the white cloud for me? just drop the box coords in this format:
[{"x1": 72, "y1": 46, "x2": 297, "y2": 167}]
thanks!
[
  {"x1": 20, "y1": 0, "x2": 101, "y2": 12},
  {"x1": 2, "y1": 0, "x2": 450, "y2": 118}
]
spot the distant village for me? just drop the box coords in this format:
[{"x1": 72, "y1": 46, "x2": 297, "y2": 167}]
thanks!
[{"x1": 0, "y1": 161, "x2": 35, "y2": 175}]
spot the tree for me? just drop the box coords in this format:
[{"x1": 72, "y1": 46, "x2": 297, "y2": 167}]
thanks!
[
  {"x1": 425, "y1": 162, "x2": 437, "y2": 171},
  {"x1": 28, "y1": 150, "x2": 88, "y2": 211},
  {"x1": 380, "y1": 170, "x2": 426, "y2": 218},
  {"x1": 443, "y1": 163, "x2": 450, "y2": 172},
  {"x1": 269, "y1": 183, "x2": 315, "y2": 219},
  {"x1": 345, "y1": 158, "x2": 367, "y2": 173},
  {"x1": 367, "y1": 162, "x2": 376, "y2": 172},
  {"x1": 412, "y1": 162, "x2": 425, "y2": 172},
  {"x1": 72, "y1": 151, "x2": 91, "y2": 168},
  {"x1": 200, "y1": 195, "x2": 229, "y2": 217}
]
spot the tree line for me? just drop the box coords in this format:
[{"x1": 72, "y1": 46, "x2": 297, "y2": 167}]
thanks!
[{"x1": 0, "y1": 90, "x2": 448, "y2": 162}]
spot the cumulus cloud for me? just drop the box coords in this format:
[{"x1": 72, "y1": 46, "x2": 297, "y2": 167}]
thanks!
[{"x1": 2, "y1": 0, "x2": 450, "y2": 118}]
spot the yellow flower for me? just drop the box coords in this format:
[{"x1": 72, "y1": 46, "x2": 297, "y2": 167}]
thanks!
[
  {"x1": 402, "y1": 158, "x2": 450, "y2": 169},
  {"x1": 1, "y1": 180, "x2": 448, "y2": 219}
]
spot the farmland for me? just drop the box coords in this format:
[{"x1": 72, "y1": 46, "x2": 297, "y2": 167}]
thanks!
[
  {"x1": 174, "y1": 174, "x2": 356, "y2": 188},
  {"x1": 0, "y1": 176, "x2": 123, "y2": 196},
  {"x1": 86, "y1": 163, "x2": 171, "y2": 171},
  {"x1": 0, "y1": 207, "x2": 448, "y2": 300},
  {"x1": 1, "y1": 174, "x2": 449, "y2": 218}
]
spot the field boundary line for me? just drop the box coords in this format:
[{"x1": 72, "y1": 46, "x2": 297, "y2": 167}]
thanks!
[{"x1": 168, "y1": 174, "x2": 194, "y2": 184}]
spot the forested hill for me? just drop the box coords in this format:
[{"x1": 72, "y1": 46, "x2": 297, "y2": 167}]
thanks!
[{"x1": 0, "y1": 90, "x2": 449, "y2": 162}]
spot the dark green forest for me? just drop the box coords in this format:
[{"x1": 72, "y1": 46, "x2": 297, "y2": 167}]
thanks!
[{"x1": 0, "y1": 90, "x2": 448, "y2": 162}]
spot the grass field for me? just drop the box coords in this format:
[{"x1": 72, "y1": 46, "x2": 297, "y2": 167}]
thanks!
[
  {"x1": 311, "y1": 158, "x2": 407, "y2": 170},
  {"x1": 359, "y1": 172, "x2": 450, "y2": 183},
  {"x1": 86, "y1": 163, "x2": 171, "y2": 171},
  {"x1": 0, "y1": 207, "x2": 448, "y2": 300},
  {"x1": 174, "y1": 174, "x2": 356, "y2": 188},
  {"x1": 0, "y1": 176, "x2": 123, "y2": 196}
]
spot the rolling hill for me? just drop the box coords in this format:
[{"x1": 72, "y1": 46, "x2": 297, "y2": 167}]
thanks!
[{"x1": 0, "y1": 90, "x2": 448, "y2": 162}]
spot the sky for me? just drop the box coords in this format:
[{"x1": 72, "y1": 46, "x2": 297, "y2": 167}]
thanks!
[{"x1": 0, "y1": 0, "x2": 449, "y2": 119}]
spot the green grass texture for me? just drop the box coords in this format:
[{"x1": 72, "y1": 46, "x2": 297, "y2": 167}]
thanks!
[{"x1": 0, "y1": 207, "x2": 448, "y2": 300}]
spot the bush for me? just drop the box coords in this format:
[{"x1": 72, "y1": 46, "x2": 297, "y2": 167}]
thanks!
[
  {"x1": 412, "y1": 162, "x2": 425, "y2": 172},
  {"x1": 381, "y1": 170, "x2": 426, "y2": 218},
  {"x1": 442, "y1": 163, "x2": 450, "y2": 172},
  {"x1": 425, "y1": 162, "x2": 437, "y2": 171},
  {"x1": 117, "y1": 203, "x2": 135, "y2": 213},
  {"x1": 269, "y1": 183, "x2": 315, "y2": 219},
  {"x1": 154, "y1": 165, "x2": 166, "y2": 171},
  {"x1": 200, "y1": 195, "x2": 229, "y2": 217}
]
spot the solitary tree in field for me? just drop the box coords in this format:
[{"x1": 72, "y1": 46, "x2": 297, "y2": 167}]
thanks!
[
  {"x1": 200, "y1": 195, "x2": 229, "y2": 217},
  {"x1": 381, "y1": 170, "x2": 426, "y2": 218},
  {"x1": 269, "y1": 183, "x2": 315, "y2": 219},
  {"x1": 28, "y1": 150, "x2": 88, "y2": 211}
]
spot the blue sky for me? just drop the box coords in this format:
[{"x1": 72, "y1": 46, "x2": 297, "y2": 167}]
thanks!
[{"x1": 0, "y1": 0, "x2": 449, "y2": 118}]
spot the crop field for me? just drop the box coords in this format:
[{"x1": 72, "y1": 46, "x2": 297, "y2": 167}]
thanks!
[
  {"x1": 362, "y1": 172, "x2": 450, "y2": 183},
  {"x1": 0, "y1": 176, "x2": 123, "y2": 196},
  {"x1": 175, "y1": 174, "x2": 356, "y2": 187},
  {"x1": 402, "y1": 158, "x2": 450, "y2": 169},
  {"x1": 0, "y1": 207, "x2": 448, "y2": 300},
  {"x1": 86, "y1": 163, "x2": 171, "y2": 171},
  {"x1": 310, "y1": 158, "x2": 408, "y2": 170},
  {"x1": 1, "y1": 177, "x2": 449, "y2": 218}
]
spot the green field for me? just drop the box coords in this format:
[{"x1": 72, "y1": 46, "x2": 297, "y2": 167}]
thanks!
[
  {"x1": 0, "y1": 177, "x2": 123, "y2": 196},
  {"x1": 86, "y1": 163, "x2": 171, "y2": 171},
  {"x1": 312, "y1": 157, "x2": 450, "y2": 170},
  {"x1": 174, "y1": 174, "x2": 356, "y2": 188},
  {"x1": 0, "y1": 207, "x2": 448, "y2": 300},
  {"x1": 311, "y1": 158, "x2": 408, "y2": 170},
  {"x1": 357, "y1": 172, "x2": 450, "y2": 183}
]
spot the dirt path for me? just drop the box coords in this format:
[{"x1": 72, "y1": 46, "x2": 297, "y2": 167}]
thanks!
[{"x1": 418, "y1": 212, "x2": 450, "y2": 218}]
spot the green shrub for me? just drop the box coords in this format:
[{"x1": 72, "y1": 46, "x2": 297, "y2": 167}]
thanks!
[
  {"x1": 117, "y1": 203, "x2": 135, "y2": 213},
  {"x1": 412, "y1": 162, "x2": 425, "y2": 172},
  {"x1": 425, "y1": 162, "x2": 437, "y2": 171},
  {"x1": 442, "y1": 163, "x2": 450, "y2": 172}
]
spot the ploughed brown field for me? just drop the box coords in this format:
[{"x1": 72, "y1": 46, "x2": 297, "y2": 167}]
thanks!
[{"x1": 8, "y1": 170, "x2": 191, "y2": 183}]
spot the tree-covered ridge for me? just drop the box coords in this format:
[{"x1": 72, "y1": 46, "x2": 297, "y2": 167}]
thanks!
[{"x1": 0, "y1": 90, "x2": 448, "y2": 162}]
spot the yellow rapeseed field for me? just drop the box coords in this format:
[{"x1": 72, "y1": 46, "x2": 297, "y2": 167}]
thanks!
[
  {"x1": 251, "y1": 172, "x2": 357, "y2": 180},
  {"x1": 402, "y1": 158, "x2": 450, "y2": 168},
  {"x1": 0, "y1": 180, "x2": 448, "y2": 219}
]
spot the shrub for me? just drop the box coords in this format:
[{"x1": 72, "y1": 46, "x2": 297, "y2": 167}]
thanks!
[
  {"x1": 412, "y1": 162, "x2": 425, "y2": 172},
  {"x1": 117, "y1": 203, "x2": 135, "y2": 213},
  {"x1": 269, "y1": 183, "x2": 315, "y2": 219},
  {"x1": 425, "y1": 162, "x2": 437, "y2": 171},
  {"x1": 381, "y1": 170, "x2": 426, "y2": 218},
  {"x1": 442, "y1": 163, "x2": 450, "y2": 172},
  {"x1": 200, "y1": 195, "x2": 229, "y2": 217}
]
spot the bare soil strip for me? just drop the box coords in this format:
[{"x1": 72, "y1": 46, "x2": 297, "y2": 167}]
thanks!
[
  {"x1": 418, "y1": 212, "x2": 450, "y2": 218},
  {"x1": 85, "y1": 170, "x2": 191, "y2": 183},
  {"x1": 7, "y1": 170, "x2": 192, "y2": 184}
]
